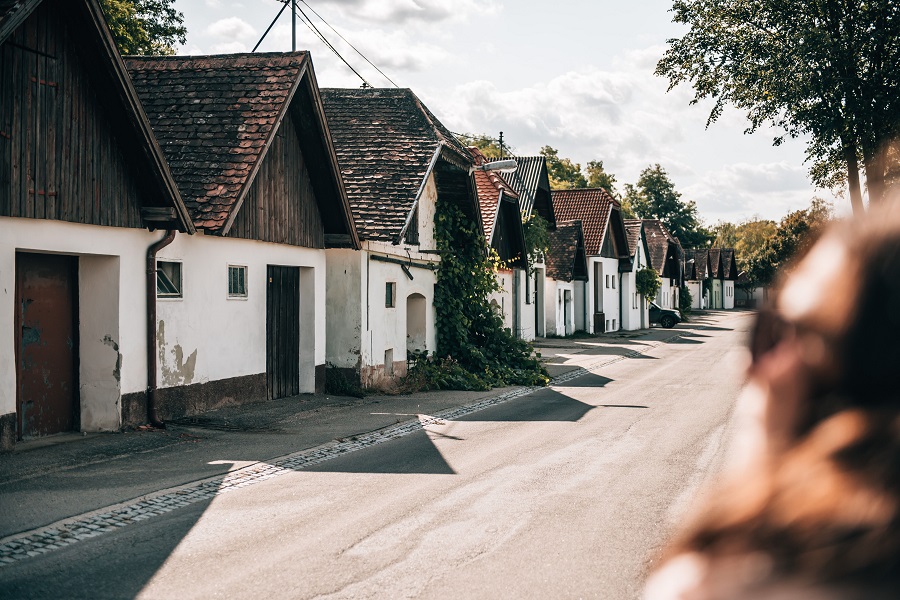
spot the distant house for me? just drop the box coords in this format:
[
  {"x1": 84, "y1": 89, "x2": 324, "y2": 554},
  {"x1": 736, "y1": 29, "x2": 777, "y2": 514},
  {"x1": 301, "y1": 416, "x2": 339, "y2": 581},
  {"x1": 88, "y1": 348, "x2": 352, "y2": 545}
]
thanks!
[
  {"x1": 320, "y1": 88, "x2": 480, "y2": 386},
  {"x1": 125, "y1": 52, "x2": 358, "y2": 421},
  {"x1": 470, "y1": 148, "x2": 528, "y2": 336},
  {"x1": 683, "y1": 248, "x2": 711, "y2": 310},
  {"x1": 708, "y1": 248, "x2": 725, "y2": 309},
  {"x1": 721, "y1": 248, "x2": 738, "y2": 310},
  {"x1": 1, "y1": 0, "x2": 195, "y2": 449},
  {"x1": 642, "y1": 220, "x2": 683, "y2": 310},
  {"x1": 552, "y1": 189, "x2": 630, "y2": 333},
  {"x1": 621, "y1": 220, "x2": 652, "y2": 330},
  {"x1": 544, "y1": 220, "x2": 588, "y2": 336},
  {"x1": 503, "y1": 155, "x2": 558, "y2": 338}
]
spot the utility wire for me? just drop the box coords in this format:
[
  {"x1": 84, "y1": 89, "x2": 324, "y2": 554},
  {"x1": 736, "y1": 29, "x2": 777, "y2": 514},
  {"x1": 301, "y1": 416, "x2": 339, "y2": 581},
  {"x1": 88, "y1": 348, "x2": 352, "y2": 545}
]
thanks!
[
  {"x1": 294, "y1": 4, "x2": 372, "y2": 87},
  {"x1": 252, "y1": 1, "x2": 289, "y2": 52},
  {"x1": 298, "y1": 0, "x2": 400, "y2": 88}
]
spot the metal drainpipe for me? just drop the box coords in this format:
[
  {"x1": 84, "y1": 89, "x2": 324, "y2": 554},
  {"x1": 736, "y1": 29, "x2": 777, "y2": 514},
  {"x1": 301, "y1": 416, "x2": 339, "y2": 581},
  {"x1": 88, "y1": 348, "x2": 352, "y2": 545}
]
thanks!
[{"x1": 147, "y1": 230, "x2": 176, "y2": 429}]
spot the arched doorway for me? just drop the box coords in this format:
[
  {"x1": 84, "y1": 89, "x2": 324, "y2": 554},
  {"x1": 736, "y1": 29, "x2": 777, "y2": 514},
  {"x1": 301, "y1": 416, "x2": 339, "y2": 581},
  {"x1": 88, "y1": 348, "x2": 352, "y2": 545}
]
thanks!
[{"x1": 406, "y1": 293, "x2": 427, "y2": 356}]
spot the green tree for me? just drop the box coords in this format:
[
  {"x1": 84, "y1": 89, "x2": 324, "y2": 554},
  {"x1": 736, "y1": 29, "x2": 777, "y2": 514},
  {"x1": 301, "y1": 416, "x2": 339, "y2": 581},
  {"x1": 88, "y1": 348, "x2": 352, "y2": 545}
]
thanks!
[
  {"x1": 585, "y1": 160, "x2": 619, "y2": 198},
  {"x1": 712, "y1": 217, "x2": 778, "y2": 273},
  {"x1": 746, "y1": 198, "x2": 833, "y2": 288},
  {"x1": 629, "y1": 164, "x2": 713, "y2": 248},
  {"x1": 540, "y1": 146, "x2": 587, "y2": 190},
  {"x1": 656, "y1": 0, "x2": 900, "y2": 214},
  {"x1": 455, "y1": 133, "x2": 512, "y2": 160},
  {"x1": 100, "y1": 0, "x2": 186, "y2": 56}
]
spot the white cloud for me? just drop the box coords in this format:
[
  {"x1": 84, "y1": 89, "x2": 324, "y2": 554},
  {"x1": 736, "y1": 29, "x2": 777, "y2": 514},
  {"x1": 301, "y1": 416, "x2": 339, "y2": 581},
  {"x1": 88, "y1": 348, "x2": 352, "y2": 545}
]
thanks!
[
  {"x1": 206, "y1": 17, "x2": 256, "y2": 41},
  {"x1": 318, "y1": 0, "x2": 500, "y2": 24}
]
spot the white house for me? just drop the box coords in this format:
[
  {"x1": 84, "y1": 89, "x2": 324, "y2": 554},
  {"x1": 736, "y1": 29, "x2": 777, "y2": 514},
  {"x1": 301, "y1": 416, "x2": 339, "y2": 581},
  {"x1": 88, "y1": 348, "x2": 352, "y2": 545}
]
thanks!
[
  {"x1": 552, "y1": 188, "x2": 631, "y2": 333},
  {"x1": 470, "y1": 148, "x2": 529, "y2": 338},
  {"x1": 642, "y1": 219, "x2": 683, "y2": 311},
  {"x1": 544, "y1": 220, "x2": 589, "y2": 336},
  {"x1": 125, "y1": 52, "x2": 358, "y2": 424},
  {"x1": 503, "y1": 156, "x2": 558, "y2": 338},
  {"x1": 708, "y1": 248, "x2": 725, "y2": 309},
  {"x1": 320, "y1": 88, "x2": 481, "y2": 386},
  {"x1": 722, "y1": 248, "x2": 738, "y2": 310},
  {"x1": 683, "y1": 248, "x2": 711, "y2": 310},
  {"x1": 1, "y1": 0, "x2": 198, "y2": 449},
  {"x1": 621, "y1": 220, "x2": 652, "y2": 330}
]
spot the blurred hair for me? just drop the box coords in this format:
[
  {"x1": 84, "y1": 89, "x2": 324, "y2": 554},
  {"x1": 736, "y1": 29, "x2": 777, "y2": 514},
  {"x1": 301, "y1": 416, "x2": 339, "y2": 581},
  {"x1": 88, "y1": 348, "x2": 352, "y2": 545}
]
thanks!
[{"x1": 661, "y1": 206, "x2": 900, "y2": 594}]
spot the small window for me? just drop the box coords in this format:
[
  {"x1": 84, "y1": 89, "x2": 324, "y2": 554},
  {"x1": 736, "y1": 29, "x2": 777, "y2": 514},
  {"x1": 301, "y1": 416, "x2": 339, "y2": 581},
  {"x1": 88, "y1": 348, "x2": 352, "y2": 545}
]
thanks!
[
  {"x1": 605, "y1": 274, "x2": 610, "y2": 288},
  {"x1": 612, "y1": 277, "x2": 616, "y2": 289},
  {"x1": 228, "y1": 265, "x2": 248, "y2": 298},
  {"x1": 612, "y1": 319, "x2": 617, "y2": 330},
  {"x1": 385, "y1": 282, "x2": 396, "y2": 308},
  {"x1": 157, "y1": 261, "x2": 182, "y2": 298}
]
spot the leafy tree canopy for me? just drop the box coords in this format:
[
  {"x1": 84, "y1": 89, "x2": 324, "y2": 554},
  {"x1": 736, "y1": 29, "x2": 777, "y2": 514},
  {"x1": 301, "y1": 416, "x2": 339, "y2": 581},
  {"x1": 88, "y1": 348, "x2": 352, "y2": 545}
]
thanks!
[
  {"x1": 656, "y1": 0, "x2": 900, "y2": 214},
  {"x1": 712, "y1": 217, "x2": 777, "y2": 273},
  {"x1": 746, "y1": 198, "x2": 832, "y2": 289},
  {"x1": 628, "y1": 164, "x2": 713, "y2": 248},
  {"x1": 100, "y1": 0, "x2": 186, "y2": 56},
  {"x1": 540, "y1": 146, "x2": 587, "y2": 190},
  {"x1": 585, "y1": 160, "x2": 620, "y2": 198}
]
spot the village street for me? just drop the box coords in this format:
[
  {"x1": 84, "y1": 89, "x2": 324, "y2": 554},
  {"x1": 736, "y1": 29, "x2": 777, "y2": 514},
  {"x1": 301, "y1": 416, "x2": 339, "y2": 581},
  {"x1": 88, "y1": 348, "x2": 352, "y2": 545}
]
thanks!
[{"x1": 0, "y1": 310, "x2": 750, "y2": 599}]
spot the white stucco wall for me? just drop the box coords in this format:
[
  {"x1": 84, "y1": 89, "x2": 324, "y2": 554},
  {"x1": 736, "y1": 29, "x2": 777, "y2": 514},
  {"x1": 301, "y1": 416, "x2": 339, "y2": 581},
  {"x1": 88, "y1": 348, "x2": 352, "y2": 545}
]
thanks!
[
  {"x1": 544, "y1": 278, "x2": 575, "y2": 337},
  {"x1": 711, "y1": 279, "x2": 723, "y2": 309},
  {"x1": 585, "y1": 256, "x2": 622, "y2": 333},
  {"x1": 656, "y1": 277, "x2": 676, "y2": 310},
  {"x1": 326, "y1": 172, "x2": 440, "y2": 383},
  {"x1": 685, "y1": 280, "x2": 704, "y2": 310},
  {"x1": 621, "y1": 240, "x2": 649, "y2": 331},
  {"x1": 2, "y1": 218, "x2": 158, "y2": 431},
  {"x1": 723, "y1": 280, "x2": 735, "y2": 310},
  {"x1": 489, "y1": 270, "x2": 515, "y2": 333},
  {"x1": 154, "y1": 232, "x2": 326, "y2": 395}
]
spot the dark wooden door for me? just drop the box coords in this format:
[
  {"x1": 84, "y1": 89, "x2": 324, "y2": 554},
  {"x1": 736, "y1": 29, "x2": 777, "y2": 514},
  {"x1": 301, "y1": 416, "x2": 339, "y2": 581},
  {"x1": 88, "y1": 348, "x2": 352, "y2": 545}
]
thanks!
[
  {"x1": 266, "y1": 266, "x2": 300, "y2": 400},
  {"x1": 14, "y1": 252, "x2": 79, "y2": 439}
]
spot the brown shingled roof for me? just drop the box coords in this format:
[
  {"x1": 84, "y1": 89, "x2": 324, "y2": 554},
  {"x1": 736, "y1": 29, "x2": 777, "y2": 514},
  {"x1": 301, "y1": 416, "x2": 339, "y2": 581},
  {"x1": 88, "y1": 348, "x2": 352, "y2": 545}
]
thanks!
[
  {"x1": 721, "y1": 248, "x2": 737, "y2": 279},
  {"x1": 126, "y1": 52, "x2": 329, "y2": 234},
  {"x1": 684, "y1": 248, "x2": 710, "y2": 280},
  {"x1": 320, "y1": 87, "x2": 472, "y2": 242},
  {"x1": 624, "y1": 219, "x2": 643, "y2": 259},
  {"x1": 546, "y1": 220, "x2": 588, "y2": 282},
  {"x1": 709, "y1": 248, "x2": 724, "y2": 278},
  {"x1": 551, "y1": 188, "x2": 619, "y2": 256},
  {"x1": 470, "y1": 147, "x2": 518, "y2": 243},
  {"x1": 642, "y1": 219, "x2": 682, "y2": 279}
]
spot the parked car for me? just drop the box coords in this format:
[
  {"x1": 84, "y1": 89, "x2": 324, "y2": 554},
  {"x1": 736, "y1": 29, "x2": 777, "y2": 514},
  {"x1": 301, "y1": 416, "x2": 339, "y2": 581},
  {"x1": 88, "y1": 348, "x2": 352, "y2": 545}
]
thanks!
[{"x1": 649, "y1": 302, "x2": 681, "y2": 328}]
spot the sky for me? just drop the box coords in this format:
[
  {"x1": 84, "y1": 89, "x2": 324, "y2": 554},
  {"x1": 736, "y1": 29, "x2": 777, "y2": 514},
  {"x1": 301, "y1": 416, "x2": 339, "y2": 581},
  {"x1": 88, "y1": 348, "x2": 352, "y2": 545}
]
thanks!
[{"x1": 173, "y1": 0, "x2": 848, "y2": 225}]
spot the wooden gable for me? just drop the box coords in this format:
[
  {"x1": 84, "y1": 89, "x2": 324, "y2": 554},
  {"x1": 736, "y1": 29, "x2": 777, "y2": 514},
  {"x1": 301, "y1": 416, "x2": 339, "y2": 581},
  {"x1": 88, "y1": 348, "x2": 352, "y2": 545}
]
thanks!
[
  {"x1": 0, "y1": 0, "x2": 190, "y2": 231},
  {"x1": 491, "y1": 194, "x2": 526, "y2": 269},
  {"x1": 227, "y1": 107, "x2": 325, "y2": 248}
]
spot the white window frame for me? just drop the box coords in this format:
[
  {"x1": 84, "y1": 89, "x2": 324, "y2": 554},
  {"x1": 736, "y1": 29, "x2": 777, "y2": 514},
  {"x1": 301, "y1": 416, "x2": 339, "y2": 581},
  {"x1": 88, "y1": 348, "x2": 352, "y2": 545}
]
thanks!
[{"x1": 227, "y1": 264, "x2": 248, "y2": 299}]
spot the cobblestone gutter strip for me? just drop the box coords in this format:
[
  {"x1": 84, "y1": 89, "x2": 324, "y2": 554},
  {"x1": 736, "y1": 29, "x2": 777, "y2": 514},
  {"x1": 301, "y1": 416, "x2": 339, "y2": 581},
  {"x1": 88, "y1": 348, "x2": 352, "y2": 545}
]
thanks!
[{"x1": 0, "y1": 332, "x2": 683, "y2": 568}]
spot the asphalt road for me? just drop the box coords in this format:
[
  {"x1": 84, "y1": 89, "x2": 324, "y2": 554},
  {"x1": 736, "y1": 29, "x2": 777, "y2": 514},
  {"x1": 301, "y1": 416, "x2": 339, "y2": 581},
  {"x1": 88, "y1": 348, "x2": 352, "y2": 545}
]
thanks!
[{"x1": 0, "y1": 311, "x2": 751, "y2": 599}]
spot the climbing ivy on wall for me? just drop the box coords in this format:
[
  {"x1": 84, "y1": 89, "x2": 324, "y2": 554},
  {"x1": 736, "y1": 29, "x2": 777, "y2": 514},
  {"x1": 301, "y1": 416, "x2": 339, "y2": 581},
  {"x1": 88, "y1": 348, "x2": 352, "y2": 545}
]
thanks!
[{"x1": 426, "y1": 196, "x2": 549, "y2": 390}]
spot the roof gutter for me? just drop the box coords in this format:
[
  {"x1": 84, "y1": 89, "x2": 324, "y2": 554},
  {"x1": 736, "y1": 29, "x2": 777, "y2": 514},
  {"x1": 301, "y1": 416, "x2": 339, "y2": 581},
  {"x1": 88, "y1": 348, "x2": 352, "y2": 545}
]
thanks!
[{"x1": 146, "y1": 230, "x2": 176, "y2": 428}]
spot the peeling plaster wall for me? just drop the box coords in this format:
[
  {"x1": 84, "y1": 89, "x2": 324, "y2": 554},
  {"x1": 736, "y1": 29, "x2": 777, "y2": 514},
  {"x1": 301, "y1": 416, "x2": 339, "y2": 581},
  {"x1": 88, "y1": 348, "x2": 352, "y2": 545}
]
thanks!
[
  {"x1": 155, "y1": 233, "x2": 325, "y2": 394},
  {"x1": 489, "y1": 270, "x2": 514, "y2": 333},
  {"x1": 79, "y1": 254, "x2": 121, "y2": 431},
  {"x1": 325, "y1": 248, "x2": 364, "y2": 370},
  {"x1": 0, "y1": 217, "x2": 153, "y2": 430}
]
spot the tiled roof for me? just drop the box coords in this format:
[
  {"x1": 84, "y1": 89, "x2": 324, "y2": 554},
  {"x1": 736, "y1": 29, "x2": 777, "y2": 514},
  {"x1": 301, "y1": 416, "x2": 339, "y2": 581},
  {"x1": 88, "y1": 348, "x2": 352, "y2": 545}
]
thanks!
[
  {"x1": 320, "y1": 87, "x2": 471, "y2": 242},
  {"x1": 721, "y1": 248, "x2": 737, "y2": 279},
  {"x1": 504, "y1": 156, "x2": 555, "y2": 225},
  {"x1": 624, "y1": 219, "x2": 643, "y2": 259},
  {"x1": 546, "y1": 220, "x2": 585, "y2": 282},
  {"x1": 643, "y1": 219, "x2": 675, "y2": 275},
  {"x1": 684, "y1": 248, "x2": 709, "y2": 280},
  {"x1": 709, "y1": 248, "x2": 723, "y2": 278},
  {"x1": 470, "y1": 147, "x2": 518, "y2": 243},
  {"x1": 551, "y1": 188, "x2": 618, "y2": 256},
  {"x1": 126, "y1": 53, "x2": 310, "y2": 231}
]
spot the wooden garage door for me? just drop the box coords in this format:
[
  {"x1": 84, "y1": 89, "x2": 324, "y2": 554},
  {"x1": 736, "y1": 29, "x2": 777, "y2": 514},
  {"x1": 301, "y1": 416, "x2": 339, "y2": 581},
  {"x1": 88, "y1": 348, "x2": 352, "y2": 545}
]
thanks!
[
  {"x1": 266, "y1": 266, "x2": 300, "y2": 400},
  {"x1": 15, "y1": 252, "x2": 79, "y2": 439}
]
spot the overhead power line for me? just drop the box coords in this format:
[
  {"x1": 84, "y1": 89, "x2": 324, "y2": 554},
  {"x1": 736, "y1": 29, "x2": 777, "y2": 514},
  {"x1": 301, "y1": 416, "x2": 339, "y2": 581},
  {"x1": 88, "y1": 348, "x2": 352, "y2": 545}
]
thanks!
[
  {"x1": 298, "y1": 0, "x2": 400, "y2": 88},
  {"x1": 294, "y1": 3, "x2": 372, "y2": 88}
]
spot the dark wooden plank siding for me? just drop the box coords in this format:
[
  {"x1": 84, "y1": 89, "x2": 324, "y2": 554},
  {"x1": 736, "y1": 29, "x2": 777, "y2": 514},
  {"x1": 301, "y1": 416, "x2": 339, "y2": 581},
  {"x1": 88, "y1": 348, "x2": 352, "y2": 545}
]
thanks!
[
  {"x1": 228, "y1": 109, "x2": 325, "y2": 249},
  {"x1": 0, "y1": 2, "x2": 149, "y2": 229}
]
